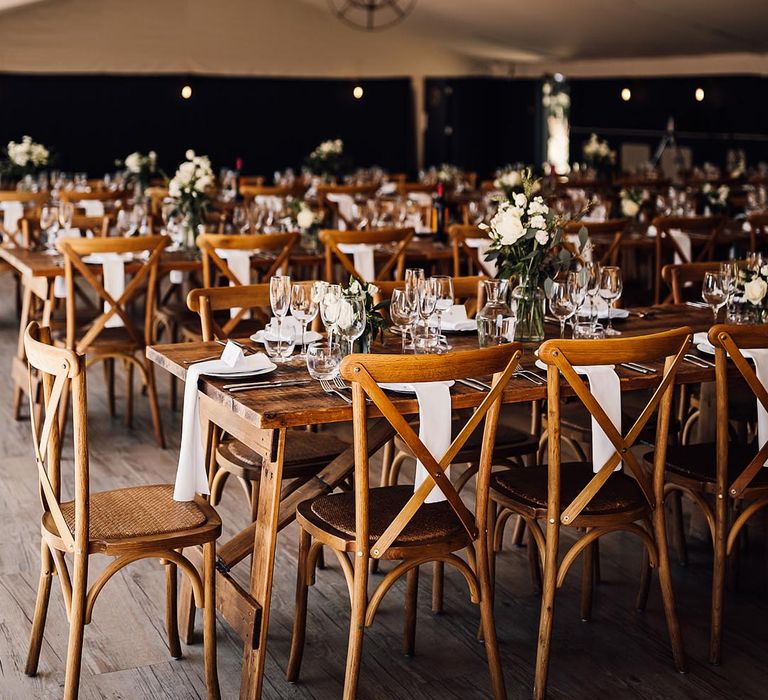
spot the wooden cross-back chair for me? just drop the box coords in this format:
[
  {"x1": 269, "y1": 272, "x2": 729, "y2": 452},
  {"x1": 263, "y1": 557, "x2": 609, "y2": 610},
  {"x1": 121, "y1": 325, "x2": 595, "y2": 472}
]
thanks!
[
  {"x1": 316, "y1": 182, "x2": 377, "y2": 206},
  {"x1": 58, "y1": 189, "x2": 127, "y2": 210},
  {"x1": 661, "y1": 261, "x2": 724, "y2": 304},
  {"x1": 746, "y1": 211, "x2": 768, "y2": 253},
  {"x1": 184, "y1": 282, "x2": 348, "y2": 523},
  {"x1": 644, "y1": 324, "x2": 768, "y2": 664},
  {"x1": 563, "y1": 218, "x2": 628, "y2": 267},
  {"x1": 0, "y1": 190, "x2": 49, "y2": 246},
  {"x1": 373, "y1": 274, "x2": 486, "y2": 320},
  {"x1": 21, "y1": 322, "x2": 221, "y2": 700},
  {"x1": 652, "y1": 215, "x2": 726, "y2": 303},
  {"x1": 490, "y1": 328, "x2": 691, "y2": 699},
  {"x1": 56, "y1": 234, "x2": 168, "y2": 448},
  {"x1": 287, "y1": 345, "x2": 522, "y2": 699},
  {"x1": 448, "y1": 224, "x2": 497, "y2": 278},
  {"x1": 319, "y1": 227, "x2": 414, "y2": 284},
  {"x1": 197, "y1": 231, "x2": 297, "y2": 284}
]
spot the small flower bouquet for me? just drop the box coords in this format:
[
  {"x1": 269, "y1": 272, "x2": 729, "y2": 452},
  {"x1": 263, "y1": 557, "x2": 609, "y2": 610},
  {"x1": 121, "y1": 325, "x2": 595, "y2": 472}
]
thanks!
[
  {"x1": 582, "y1": 133, "x2": 616, "y2": 174},
  {"x1": 306, "y1": 139, "x2": 344, "y2": 181},
  {"x1": 2, "y1": 135, "x2": 49, "y2": 181},
  {"x1": 701, "y1": 182, "x2": 729, "y2": 213},
  {"x1": 286, "y1": 200, "x2": 324, "y2": 251},
  {"x1": 168, "y1": 150, "x2": 214, "y2": 248},
  {"x1": 422, "y1": 163, "x2": 463, "y2": 187},
  {"x1": 733, "y1": 263, "x2": 768, "y2": 322},
  {"x1": 481, "y1": 172, "x2": 588, "y2": 341},
  {"x1": 343, "y1": 277, "x2": 388, "y2": 350},
  {"x1": 117, "y1": 150, "x2": 162, "y2": 198},
  {"x1": 619, "y1": 187, "x2": 649, "y2": 219},
  {"x1": 494, "y1": 166, "x2": 541, "y2": 200}
]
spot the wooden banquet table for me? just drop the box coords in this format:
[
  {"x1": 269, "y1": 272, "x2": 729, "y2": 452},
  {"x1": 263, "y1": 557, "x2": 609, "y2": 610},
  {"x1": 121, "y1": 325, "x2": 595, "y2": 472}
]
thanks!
[{"x1": 147, "y1": 303, "x2": 724, "y2": 698}]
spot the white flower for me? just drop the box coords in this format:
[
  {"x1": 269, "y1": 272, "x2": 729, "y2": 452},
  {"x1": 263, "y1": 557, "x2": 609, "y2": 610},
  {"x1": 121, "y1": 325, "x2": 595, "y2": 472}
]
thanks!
[
  {"x1": 336, "y1": 299, "x2": 355, "y2": 329},
  {"x1": 367, "y1": 283, "x2": 379, "y2": 296},
  {"x1": 534, "y1": 229, "x2": 549, "y2": 245},
  {"x1": 621, "y1": 199, "x2": 640, "y2": 218},
  {"x1": 347, "y1": 279, "x2": 362, "y2": 296},
  {"x1": 527, "y1": 197, "x2": 548, "y2": 216},
  {"x1": 297, "y1": 207, "x2": 315, "y2": 229},
  {"x1": 125, "y1": 152, "x2": 142, "y2": 173},
  {"x1": 491, "y1": 206, "x2": 525, "y2": 246},
  {"x1": 168, "y1": 179, "x2": 181, "y2": 197},
  {"x1": 529, "y1": 215, "x2": 546, "y2": 230},
  {"x1": 495, "y1": 171, "x2": 521, "y2": 189},
  {"x1": 744, "y1": 278, "x2": 767, "y2": 305},
  {"x1": 513, "y1": 193, "x2": 527, "y2": 209},
  {"x1": 185, "y1": 149, "x2": 196, "y2": 160},
  {"x1": 760, "y1": 265, "x2": 768, "y2": 277}
]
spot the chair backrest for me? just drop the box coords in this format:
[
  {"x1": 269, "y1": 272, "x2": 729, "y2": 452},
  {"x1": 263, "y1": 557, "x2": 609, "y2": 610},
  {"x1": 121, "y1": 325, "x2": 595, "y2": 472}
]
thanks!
[
  {"x1": 196, "y1": 232, "x2": 298, "y2": 289},
  {"x1": 709, "y1": 325, "x2": 768, "y2": 505},
  {"x1": 187, "y1": 283, "x2": 273, "y2": 340},
  {"x1": 538, "y1": 328, "x2": 691, "y2": 526},
  {"x1": 563, "y1": 218, "x2": 628, "y2": 266},
  {"x1": 319, "y1": 227, "x2": 414, "y2": 284},
  {"x1": 71, "y1": 214, "x2": 113, "y2": 237},
  {"x1": 57, "y1": 234, "x2": 169, "y2": 352},
  {"x1": 661, "y1": 261, "x2": 723, "y2": 304},
  {"x1": 339, "y1": 344, "x2": 522, "y2": 558},
  {"x1": 448, "y1": 224, "x2": 495, "y2": 278},
  {"x1": 316, "y1": 183, "x2": 377, "y2": 206},
  {"x1": 58, "y1": 189, "x2": 126, "y2": 205},
  {"x1": 24, "y1": 321, "x2": 89, "y2": 554},
  {"x1": 374, "y1": 275, "x2": 486, "y2": 319},
  {"x1": 0, "y1": 191, "x2": 49, "y2": 245}
]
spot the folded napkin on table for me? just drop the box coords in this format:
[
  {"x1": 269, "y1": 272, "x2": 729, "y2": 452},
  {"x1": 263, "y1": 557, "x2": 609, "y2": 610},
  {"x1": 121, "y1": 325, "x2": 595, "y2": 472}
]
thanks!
[
  {"x1": 440, "y1": 304, "x2": 476, "y2": 332},
  {"x1": 338, "y1": 242, "x2": 375, "y2": 282},
  {"x1": 175, "y1": 345, "x2": 273, "y2": 501}
]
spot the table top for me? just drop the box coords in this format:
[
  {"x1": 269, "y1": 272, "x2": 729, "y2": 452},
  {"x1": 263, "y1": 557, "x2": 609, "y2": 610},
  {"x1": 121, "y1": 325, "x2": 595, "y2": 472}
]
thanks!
[{"x1": 147, "y1": 304, "x2": 720, "y2": 430}]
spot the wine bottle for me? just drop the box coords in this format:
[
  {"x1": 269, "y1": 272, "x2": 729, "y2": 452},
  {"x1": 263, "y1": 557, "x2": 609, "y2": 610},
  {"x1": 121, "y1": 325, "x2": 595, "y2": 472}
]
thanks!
[{"x1": 433, "y1": 181, "x2": 448, "y2": 244}]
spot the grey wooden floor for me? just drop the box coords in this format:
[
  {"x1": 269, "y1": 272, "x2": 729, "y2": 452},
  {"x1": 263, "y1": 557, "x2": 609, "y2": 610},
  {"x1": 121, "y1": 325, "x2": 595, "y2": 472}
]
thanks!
[{"x1": 1, "y1": 279, "x2": 767, "y2": 699}]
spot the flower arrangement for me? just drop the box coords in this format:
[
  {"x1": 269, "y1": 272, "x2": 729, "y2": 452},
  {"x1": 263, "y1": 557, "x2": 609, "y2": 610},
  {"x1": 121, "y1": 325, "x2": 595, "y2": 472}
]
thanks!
[
  {"x1": 2, "y1": 135, "x2": 49, "y2": 179},
  {"x1": 117, "y1": 150, "x2": 161, "y2": 198},
  {"x1": 306, "y1": 139, "x2": 344, "y2": 180},
  {"x1": 701, "y1": 182, "x2": 729, "y2": 212},
  {"x1": 168, "y1": 149, "x2": 214, "y2": 248},
  {"x1": 422, "y1": 163, "x2": 463, "y2": 187},
  {"x1": 582, "y1": 133, "x2": 616, "y2": 172},
  {"x1": 733, "y1": 263, "x2": 768, "y2": 321},
  {"x1": 619, "y1": 187, "x2": 649, "y2": 219},
  {"x1": 343, "y1": 277, "x2": 387, "y2": 349},
  {"x1": 494, "y1": 165, "x2": 541, "y2": 200},
  {"x1": 285, "y1": 200, "x2": 324, "y2": 251}
]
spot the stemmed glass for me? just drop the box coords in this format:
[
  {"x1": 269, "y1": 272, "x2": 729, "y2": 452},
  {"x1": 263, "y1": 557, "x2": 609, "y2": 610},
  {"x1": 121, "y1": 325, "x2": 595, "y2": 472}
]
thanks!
[
  {"x1": 269, "y1": 275, "x2": 292, "y2": 361},
  {"x1": 719, "y1": 261, "x2": 736, "y2": 320},
  {"x1": 416, "y1": 277, "x2": 438, "y2": 329},
  {"x1": 336, "y1": 295, "x2": 366, "y2": 356},
  {"x1": 39, "y1": 206, "x2": 59, "y2": 255},
  {"x1": 389, "y1": 288, "x2": 417, "y2": 352},
  {"x1": 431, "y1": 275, "x2": 454, "y2": 347},
  {"x1": 584, "y1": 262, "x2": 601, "y2": 331},
  {"x1": 404, "y1": 268, "x2": 425, "y2": 306},
  {"x1": 58, "y1": 201, "x2": 74, "y2": 233},
  {"x1": 290, "y1": 282, "x2": 318, "y2": 358},
  {"x1": 566, "y1": 269, "x2": 588, "y2": 331},
  {"x1": 319, "y1": 283, "x2": 342, "y2": 346},
  {"x1": 599, "y1": 266, "x2": 623, "y2": 336},
  {"x1": 702, "y1": 272, "x2": 728, "y2": 323},
  {"x1": 549, "y1": 281, "x2": 577, "y2": 337}
]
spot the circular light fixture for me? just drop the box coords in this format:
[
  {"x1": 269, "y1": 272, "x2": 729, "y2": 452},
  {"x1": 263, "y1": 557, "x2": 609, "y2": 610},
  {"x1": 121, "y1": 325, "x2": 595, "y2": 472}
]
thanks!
[
  {"x1": 621, "y1": 87, "x2": 631, "y2": 102},
  {"x1": 695, "y1": 87, "x2": 705, "y2": 102},
  {"x1": 329, "y1": 0, "x2": 417, "y2": 31},
  {"x1": 181, "y1": 85, "x2": 192, "y2": 99},
  {"x1": 553, "y1": 72, "x2": 565, "y2": 83},
  {"x1": 353, "y1": 85, "x2": 364, "y2": 99}
]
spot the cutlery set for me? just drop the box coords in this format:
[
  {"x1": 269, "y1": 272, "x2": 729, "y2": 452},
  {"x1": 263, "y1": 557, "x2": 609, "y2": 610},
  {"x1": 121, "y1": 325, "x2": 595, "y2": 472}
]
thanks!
[{"x1": 619, "y1": 361, "x2": 657, "y2": 374}]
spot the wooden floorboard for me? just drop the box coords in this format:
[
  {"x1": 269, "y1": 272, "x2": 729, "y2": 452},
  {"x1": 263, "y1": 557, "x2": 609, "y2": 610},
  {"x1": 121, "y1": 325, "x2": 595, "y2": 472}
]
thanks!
[{"x1": 0, "y1": 275, "x2": 767, "y2": 699}]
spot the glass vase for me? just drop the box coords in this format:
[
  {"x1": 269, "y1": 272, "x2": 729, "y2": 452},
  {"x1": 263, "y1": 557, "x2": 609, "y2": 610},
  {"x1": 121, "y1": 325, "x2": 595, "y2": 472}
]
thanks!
[
  {"x1": 477, "y1": 279, "x2": 515, "y2": 347},
  {"x1": 510, "y1": 278, "x2": 546, "y2": 342}
]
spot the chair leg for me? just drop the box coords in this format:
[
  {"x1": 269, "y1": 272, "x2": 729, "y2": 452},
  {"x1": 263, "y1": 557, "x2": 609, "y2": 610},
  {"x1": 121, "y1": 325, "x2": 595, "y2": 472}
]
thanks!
[
  {"x1": 527, "y1": 526, "x2": 542, "y2": 593},
  {"x1": 209, "y1": 468, "x2": 230, "y2": 507},
  {"x1": 430, "y1": 560, "x2": 444, "y2": 614},
  {"x1": 165, "y1": 560, "x2": 182, "y2": 659},
  {"x1": 287, "y1": 528, "x2": 312, "y2": 682},
  {"x1": 653, "y1": 505, "x2": 687, "y2": 672},
  {"x1": 709, "y1": 492, "x2": 728, "y2": 665},
  {"x1": 510, "y1": 514, "x2": 526, "y2": 548},
  {"x1": 533, "y1": 522, "x2": 559, "y2": 700},
  {"x1": 387, "y1": 453, "x2": 408, "y2": 486},
  {"x1": 63, "y1": 553, "x2": 88, "y2": 700},
  {"x1": 404, "y1": 565, "x2": 419, "y2": 656},
  {"x1": 667, "y1": 489, "x2": 688, "y2": 566},
  {"x1": 25, "y1": 539, "x2": 54, "y2": 676},
  {"x1": 12, "y1": 384, "x2": 24, "y2": 420},
  {"x1": 144, "y1": 356, "x2": 166, "y2": 449},
  {"x1": 179, "y1": 558, "x2": 197, "y2": 645},
  {"x1": 202, "y1": 541, "x2": 221, "y2": 699},
  {"x1": 580, "y1": 537, "x2": 594, "y2": 622},
  {"x1": 104, "y1": 359, "x2": 115, "y2": 418},
  {"x1": 125, "y1": 360, "x2": 135, "y2": 429},
  {"x1": 477, "y1": 534, "x2": 506, "y2": 700},
  {"x1": 342, "y1": 553, "x2": 369, "y2": 700},
  {"x1": 636, "y1": 543, "x2": 652, "y2": 611}
]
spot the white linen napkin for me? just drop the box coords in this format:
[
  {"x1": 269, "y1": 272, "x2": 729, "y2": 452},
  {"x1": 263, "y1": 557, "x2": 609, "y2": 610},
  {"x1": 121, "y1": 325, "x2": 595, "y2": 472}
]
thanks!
[
  {"x1": 1, "y1": 201, "x2": 24, "y2": 238},
  {"x1": 464, "y1": 238, "x2": 497, "y2": 276},
  {"x1": 100, "y1": 253, "x2": 126, "y2": 328},
  {"x1": 377, "y1": 182, "x2": 397, "y2": 196},
  {"x1": 79, "y1": 200, "x2": 104, "y2": 216},
  {"x1": 254, "y1": 195, "x2": 283, "y2": 210},
  {"x1": 338, "y1": 243, "x2": 376, "y2": 282},
  {"x1": 169, "y1": 269, "x2": 184, "y2": 284},
  {"x1": 411, "y1": 382, "x2": 453, "y2": 503},
  {"x1": 216, "y1": 248, "x2": 252, "y2": 318},
  {"x1": 409, "y1": 192, "x2": 433, "y2": 207},
  {"x1": 175, "y1": 346, "x2": 273, "y2": 501},
  {"x1": 440, "y1": 304, "x2": 476, "y2": 332},
  {"x1": 53, "y1": 229, "x2": 86, "y2": 299},
  {"x1": 326, "y1": 193, "x2": 358, "y2": 226},
  {"x1": 648, "y1": 225, "x2": 692, "y2": 264}
]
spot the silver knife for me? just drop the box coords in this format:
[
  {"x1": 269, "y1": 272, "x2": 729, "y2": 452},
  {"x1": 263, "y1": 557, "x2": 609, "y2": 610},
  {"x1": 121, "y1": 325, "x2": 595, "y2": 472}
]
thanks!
[{"x1": 225, "y1": 379, "x2": 311, "y2": 391}]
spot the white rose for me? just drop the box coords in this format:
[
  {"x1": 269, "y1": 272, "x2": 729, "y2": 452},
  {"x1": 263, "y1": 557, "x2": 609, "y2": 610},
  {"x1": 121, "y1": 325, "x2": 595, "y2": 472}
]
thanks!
[
  {"x1": 493, "y1": 208, "x2": 525, "y2": 245},
  {"x1": 194, "y1": 175, "x2": 212, "y2": 192},
  {"x1": 297, "y1": 208, "x2": 315, "y2": 229},
  {"x1": 125, "y1": 153, "x2": 142, "y2": 173},
  {"x1": 513, "y1": 193, "x2": 527, "y2": 209},
  {"x1": 529, "y1": 215, "x2": 546, "y2": 230},
  {"x1": 744, "y1": 278, "x2": 767, "y2": 305},
  {"x1": 621, "y1": 199, "x2": 640, "y2": 218},
  {"x1": 168, "y1": 179, "x2": 181, "y2": 197},
  {"x1": 185, "y1": 149, "x2": 196, "y2": 160},
  {"x1": 367, "y1": 283, "x2": 379, "y2": 295},
  {"x1": 760, "y1": 265, "x2": 768, "y2": 277},
  {"x1": 535, "y1": 229, "x2": 549, "y2": 245}
]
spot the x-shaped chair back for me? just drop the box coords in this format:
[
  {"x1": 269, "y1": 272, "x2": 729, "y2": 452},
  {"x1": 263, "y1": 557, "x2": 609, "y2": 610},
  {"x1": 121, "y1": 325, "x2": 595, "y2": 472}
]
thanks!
[
  {"x1": 709, "y1": 324, "x2": 768, "y2": 499},
  {"x1": 339, "y1": 344, "x2": 521, "y2": 559},
  {"x1": 319, "y1": 227, "x2": 414, "y2": 284},
  {"x1": 538, "y1": 328, "x2": 692, "y2": 525},
  {"x1": 449, "y1": 225, "x2": 497, "y2": 278},
  {"x1": 373, "y1": 275, "x2": 485, "y2": 323},
  {"x1": 24, "y1": 322, "x2": 88, "y2": 554},
  {"x1": 563, "y1": 219, "x2": 628, "y2": 266},
  {"x1": 57, "y1": 234, "x2": 169, "y2": 353},
  {"x1": 187, "y1": 283, "x2": 274, "y2": 341},
  {"x1": 0, "y1": 191, "x2": 48, "y2": 246},
  {"x1": 661, "y1": 261, "x2": 723, "y2": 304}
]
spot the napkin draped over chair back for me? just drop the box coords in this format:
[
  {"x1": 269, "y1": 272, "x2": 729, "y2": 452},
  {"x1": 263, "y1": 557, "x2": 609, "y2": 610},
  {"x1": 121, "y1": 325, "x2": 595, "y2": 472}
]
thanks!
[{"x1": 318, "y1": 227, "x2": 413, "y2": 284}]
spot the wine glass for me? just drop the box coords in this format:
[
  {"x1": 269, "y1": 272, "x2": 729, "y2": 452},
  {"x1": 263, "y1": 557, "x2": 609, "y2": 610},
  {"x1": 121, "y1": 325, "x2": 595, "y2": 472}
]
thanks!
[
  {"x1": 290, "y1": 282, "x2": 319, "y2": 358},
  {"x1": 702, "y1": 272, "x2": 728, "y2": 323},
  {"x1": 599, "y1": 266, "x2": 623, "y2": 336},
  {"x1": 336, "y1": 295, "x2": 366, "y2": 356},
  {"x1": 319, "y1": 283, "x2": 342, "y2": 346},
  {"x1": 404, "y1": 268, "x2": 425, "y2": 307},
  {"x1": 584, "y1": 262, "x2": 601, "y2": 330},
  {"x1": 431, "y1": 275, "x2": 454, "y2": 347},
  {"x1": 58, "y1": 201, "x2": 74, "y2": 232},
  {"x1": 549, "y1": 281, "x2": 577, "y2": 338},
  {"x1": 566, "y1": 269, "x2": 588, "y2": 333},
  {"x1": 39, "y1": 206, "x2": 59, "y2": 255},
  {"x1": 390, "y1": 288, "x2": 417, "y2": 352},
  {"x1": 416, "y1": 276, "x2": 438, "y2": 325},
  {"x1": 719, "y1": 262, "x2": 737, "y2": 320},
  {"x1": 269, "y1": 275, "x2": 292, "y2": 360}
]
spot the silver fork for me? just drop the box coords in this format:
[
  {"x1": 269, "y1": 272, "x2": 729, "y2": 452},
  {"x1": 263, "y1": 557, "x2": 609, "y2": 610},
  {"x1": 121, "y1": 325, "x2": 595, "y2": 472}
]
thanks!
[
  {"x1": 319, "y1": 379, "x2": 352, "y2": 404},
  {"x1": 333, "y1": 376, "x2": 373, "y2": 403},
  {"x1": 513, "y1": 370, "x2": 546, "y2": 386}
]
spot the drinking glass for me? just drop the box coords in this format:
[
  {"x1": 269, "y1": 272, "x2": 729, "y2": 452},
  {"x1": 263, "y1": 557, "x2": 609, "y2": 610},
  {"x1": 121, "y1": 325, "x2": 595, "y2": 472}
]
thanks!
[
  {"x1": 39, "y1": 206, "x2": 60, "y2": 255},
  {"x1": 58, "y1": 201, "x2": 74, "y2": 232},
  {"x1": 719, "y1": 261, "x2": 737, "y2": 319},
  {"x1": 263, "y1": 319, "x2": 296, "y2": 361},
  {"x1": 306, "y1": 342, "x2": 342, "y2": 380},
  {"x1": 389, "y1": 288, "x2": 417, "y2": 352},
  {"x1": 319, "y1": 283, "x2": 342, "y2": 346},
  {"x1": 599, "y1": 266, "x2": 623, "y2": 336},
  {"x1": 702, "y1": 272, "x2": 728, "y2": 323},
  {"x1": 584, "y1": 261, "x2": 601, "y2": 331},
  {"x1": 336, "y1": 295, "x2": 366, "y2": 355},
  {"x1": 416, "y1": 276, "x2": 438, "y2": 324},
  {"x1": 549, "y1": 281, "x2": 577, "y2": 338},
  {"x1": 431, "y1": 275, "x2": 454, "y2": 346},
  {"x1": 404, "y1": 268, "x2": 425, "y2": 308},
  {"x1": 269, "y1": 275, "x2": 292, "y2": 358},
  {"x1": 413, "y1": 325, "x2": 440, "y2": 353},
  {"x1": 290, "y1": 282, "x2": 318, "y2": 357}
]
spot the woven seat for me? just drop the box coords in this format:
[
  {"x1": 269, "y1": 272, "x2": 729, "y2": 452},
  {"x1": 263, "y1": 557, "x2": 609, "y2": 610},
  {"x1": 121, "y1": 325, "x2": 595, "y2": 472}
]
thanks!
[
  {"x1": 298, "y1": 485, "x2": 466, "y2": 547},
  {"x1": 43, "y1": 484, "x2": 212, "y2": 542},
  {"x1": 491, "y1": 462, "x2": 647, "y2": 518}
]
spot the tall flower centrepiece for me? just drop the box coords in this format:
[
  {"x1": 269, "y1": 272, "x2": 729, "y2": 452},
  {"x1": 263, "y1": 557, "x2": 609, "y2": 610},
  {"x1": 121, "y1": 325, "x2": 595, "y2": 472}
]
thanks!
[{"x1": 168, "y1": 149, "x2": 214, "y2": 249}]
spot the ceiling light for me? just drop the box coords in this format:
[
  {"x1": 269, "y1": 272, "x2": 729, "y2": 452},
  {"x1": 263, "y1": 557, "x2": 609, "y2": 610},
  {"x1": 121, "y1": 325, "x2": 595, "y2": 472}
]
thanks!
[
  {"x1": 181, "y1": 85, "x2": 192, "y2": 99},
  {"x1": 553, "y1": 73, "x2": 565, "y2": 83},
  {"x1": 621, "y1": 87, "x2": 631, "y2": 102},
  {"x1": 353, "y1": 85, "x2": 364, "y2": 99},
  {"x1": 695, "y1": 87, "x2": 704, "y2": 102}
]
